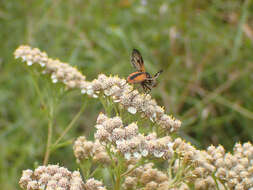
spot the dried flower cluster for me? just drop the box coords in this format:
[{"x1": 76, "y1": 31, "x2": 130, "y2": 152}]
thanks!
[
  {"x1": 19, "y1": 165, "x2": 107, "y2": 190},
  {"x1": 172, "y1": 139, "x2": 253, "y2": 190},
  {"x1": 14, "y1": 45, "x2": 181, "y2": 133},
  {"x1": 84, "y1": 178, "x2": 107, "y2": 190},
  {"x1": 73, "y1": 136, "x2": 111, "y2": 164},
  {"x1": 195, "y1": 142, "x2": 253, "y2": 190},
  {"x1": 94, "y1": 114, "x2": 253, "y2": 189},
  {"x1": 19, "y1": 165, "x2": 84, "y2": 190},
  {"x1": 121, "y1": 137, "x2": 253, "y2": 190},
  {"x1": 94, "y1": 113, "x2": 177, "y2": 160},
  {"x1": 123, "y1": 163, "x2": 170, "y2": 190},
  {"x1": 14, "y1": 45, "x2": 86, "y2": 88}
]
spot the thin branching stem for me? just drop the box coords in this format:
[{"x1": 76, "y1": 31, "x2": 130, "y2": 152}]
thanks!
[
  {"x1": 43, "y1": 106, "x2": 54, "y2": 165},
  {"x1": 53, "y1": 99, "x2": 86, "y2": 147},
  {"x1": 121, "y1": 158, "x2": 145, "y2": 177},
  {"x1": 212, "y1": 173, "x2": 220, "y2": 190}
]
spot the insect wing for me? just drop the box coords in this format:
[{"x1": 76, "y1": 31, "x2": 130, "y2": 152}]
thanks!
[{"x1": 131, "y1": 49, "x2": 145, "y2": 72}]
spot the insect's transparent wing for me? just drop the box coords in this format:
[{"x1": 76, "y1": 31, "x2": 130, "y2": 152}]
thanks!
[{"x1": 131, "y1": 49, "x2": 145, "y2": 72}]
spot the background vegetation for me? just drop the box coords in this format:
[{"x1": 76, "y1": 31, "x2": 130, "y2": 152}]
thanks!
[{"x1": 0, "y1": 0, "x2": 253, "y2": 189}]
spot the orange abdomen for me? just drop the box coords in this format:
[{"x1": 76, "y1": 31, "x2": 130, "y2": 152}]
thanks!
[{"x1": 127, "y1": 72, "x2": 147, "y2": 84}]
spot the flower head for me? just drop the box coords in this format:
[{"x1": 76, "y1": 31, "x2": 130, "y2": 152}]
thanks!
[{"x1": 19, "y1": 165, "x2": 84, "y2": 190}]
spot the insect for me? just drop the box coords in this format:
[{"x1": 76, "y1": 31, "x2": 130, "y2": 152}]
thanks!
[{"x1": 127, "y1": 49, "x2": 163, "y2": 93}]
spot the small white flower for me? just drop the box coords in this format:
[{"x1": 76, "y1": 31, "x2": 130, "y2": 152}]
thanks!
[
  {"x1": 87, "y1": 89, "x2": 94, "y2": 96},
  {"x1": 27, "y1": 61, "x2": 33, "y2": 66},
  {"x1": 95, "y1": 125, "x2": 104, "y2": 130},
  {"x1": 127, "y1": 107, "x2": 137, "y2": 114},
  {"x1": 167, "y1": 142, "x2": 174, "y2": 150},
  {"x1": 40, "y1": 62, "x2": 45, "y2": 67},
  {"x1": 93, "y1": 94, "x2": 98, "y2": 98},
  {"x1": 152, "y1": 112, "x2": 157, "y2": 120},
  {"x1": 81, "y1": 89, "x2": 86, "y2": 94},
  {"x1": 87, "y1": 85, "x2": 92, "y2": 90},
  {"x1": 113, "y1": 98, "x2": 120, "y2": 103},
  {"x1": 51, "y1": 74, "x2": 58, "y2": 83},
  {"x1": 116, "y1": 140, "x2": 123, "y2": 145},
  {"x1": 52, "y1": 78, "x2": 58, "y2": 83},
  {"x1": 124, "y1": 152, "x2": 131, "y2": 160},
  {"x1": 154, "y1": 151, "x2": 164, "y2": 158},
  {"x1": 133, "y1": 152, "x2": 141, "y2": 159},
  {"x1": 104, "y1": 89, "x2": 111, "y2": 96},
  {"x1": 141, "y1": 149, "x2": 149, "y2": 157},
  {"x1": 22, "y1": 56, "x2": 27, "y2": 61}
]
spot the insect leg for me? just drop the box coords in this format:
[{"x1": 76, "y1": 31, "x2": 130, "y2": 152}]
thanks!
[{"x1": 143, "y1": 83, "x2": 151, "y2": 94}]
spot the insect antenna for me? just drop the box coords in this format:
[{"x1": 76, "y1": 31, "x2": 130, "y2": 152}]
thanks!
[{"x1": 154, "y1": 70, "x2": 163, "y2": 78}]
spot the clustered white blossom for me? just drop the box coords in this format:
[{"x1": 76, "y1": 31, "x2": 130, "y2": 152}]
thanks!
[
  {"x1": 84, "y1": 178, "x2": 107, "y2": 190},
  {"x1": 172, "y1": 139, "x2": 253, "y2": 190},
  {"x1": 14, "y1": 45, "x2": 181, "y2": 133},
  {"x1": 93, "y1": 113, "x2": 253, "y2": 189},
  {"x1": 73, "y1": 136, "x2": 110, "y2": 164},
  {"x1": 202, "y1": 142, "x2": 253, "y2": 190},
  {"x1": 14, "y1": 45, "x2": 86, "y2": 89},
  {"x1": 123, "y1": 163, "x2": 170, "y2": 190},
  {"x1": 94, "y1": 113, "x2": 176, "y2": 160},
  {"x1": 19, "y1": 165, "x2": 107, "y2": 190},
  {"x1": 19, "y1": 165, "x2": 84, "y2": 190}
]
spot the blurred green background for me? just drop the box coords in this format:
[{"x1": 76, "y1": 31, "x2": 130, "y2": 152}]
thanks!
[{"x1": 1, "y1": 0, "x2": 253, "y2": 189}]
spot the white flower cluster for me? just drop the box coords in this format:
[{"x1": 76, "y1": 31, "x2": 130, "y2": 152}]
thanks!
[
  {"x1": 123, "y1": 163, "x2": 170, "y2": 190},
  {"x1": 19, "y1": 165, "x2": 84, "y2": 190},
  {"x1": 73, "y1": 136, "x2": 110, "y2": 164},
  {"x1": 94, "y1": 113, "x2": 177, "y2": 160},
  {"x1": 14, "y1": 45, "x2": 85, "y2": 89},
  {"x1": 84, "y1": 178, "x2": 107, "y2": 190},
  {"x1": 19, "y1": 165, "x2": 108, "y2": 190},
  {"x1": 14, "y1": 45, "x2": 181, "y2": 133},
  {"x1": 172, "y1": 140, "x2": 253, "y2": 190},
  {"x1": 207, "y1": 143, "x2": 253, "y2": 190}
]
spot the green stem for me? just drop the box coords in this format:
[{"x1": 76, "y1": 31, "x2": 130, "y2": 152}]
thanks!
[
  {"x1": 114, "y1": 154, "x2": 124, "y2": 190},
  {"x1": 43, "y1": 108, "x2": 53, "y2": 165},
  {"x1": 89, "y1": 164, "x2": 100, "y2": 178},
  {"x1": 99, "y1": 96, "x2": 111, "y2": 116},
  {"x1": 218, "y1": 179, "x2": 228, "y2": 190},
  {"x1": 121, "y1": 158, "x2": 145, "y2": 177},
  {"x1": 105, "y1": 145, "x2": 121, "y2": 190},
  {"x1": 53, "y1": 100, "x2": 86, "y2": 147},
  {"x1": 168, "y1": 155, "x2": 176, "y2": 180},
  {"x1": 211, "y1": 173, "x2": 220, "y2": 190},
  {"x1": 169, "y1": 157, "x2": 185, "y2": 187},
  {"x1": 114, "y1": 176, "x2": 121, "y2": 190},
  {"x1": 111, "y1": 97, "x2": 119, "y2": 115},
  {"x1": 50, "y1": 139, "x2": 73, "y2": 152},
  {"x1": 79, "y1": 162, "x2": 88, "y2": 180},
  {"x1": 29, "y1": 69, "x2": 46, "y2": 109}
]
